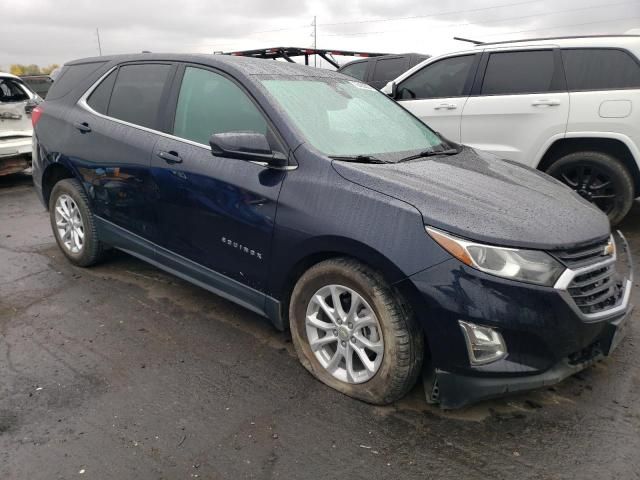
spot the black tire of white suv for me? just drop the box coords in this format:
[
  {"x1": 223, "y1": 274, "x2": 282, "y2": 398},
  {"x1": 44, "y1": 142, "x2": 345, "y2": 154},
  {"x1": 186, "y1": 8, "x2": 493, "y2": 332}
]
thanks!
[{"x1": 546, "y1": 151, "x2": 634, "y2": 226}]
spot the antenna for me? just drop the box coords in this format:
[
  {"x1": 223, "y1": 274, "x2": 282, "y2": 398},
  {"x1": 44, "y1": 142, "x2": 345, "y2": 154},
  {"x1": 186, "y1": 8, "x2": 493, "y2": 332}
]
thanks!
[
  {"x1": 311, "y1": 16, "x2": 317, "y2": 67},
  {"x1": 453, "y1": 36, "x2": 483, "y2": 45},
  {"x1": 96, "y1": 28, "x2": 103, "y2": 55}
]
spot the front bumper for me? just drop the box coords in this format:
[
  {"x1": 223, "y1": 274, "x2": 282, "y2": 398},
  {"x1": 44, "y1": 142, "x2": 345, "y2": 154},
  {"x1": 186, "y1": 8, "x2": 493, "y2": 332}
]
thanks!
[
  {"x1": 433, "y1": 308, "x2": 631, "y2": 408},
  {"x1": 405, "y1": 233, "x2": 633, "y2": 409}
]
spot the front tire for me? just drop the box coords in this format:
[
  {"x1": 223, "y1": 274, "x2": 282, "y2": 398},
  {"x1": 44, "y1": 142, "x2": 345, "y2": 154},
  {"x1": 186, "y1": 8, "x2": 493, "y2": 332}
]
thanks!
[
  {"x1": 49, "y1": 178, "x2": 105, "y2": 267},
  {"x1": 289, "y1": 258, "x2": 423, "y2": 404},
  {"x1": 545, "y1": 150, "x2": 634, "y2": 225}
]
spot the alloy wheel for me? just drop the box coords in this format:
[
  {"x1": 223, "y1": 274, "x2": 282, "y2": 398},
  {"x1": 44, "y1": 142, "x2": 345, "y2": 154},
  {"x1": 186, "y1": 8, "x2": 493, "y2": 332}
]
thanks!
[
  {"x1": 555, "y1": 163, "x2": 617, "y2": 214},
  {"x1": 54, "y1": 194, "x2": 85, "y2": 254},
  {"x1": 305, "y1": 284, "x2": 384, "y2": 384}
]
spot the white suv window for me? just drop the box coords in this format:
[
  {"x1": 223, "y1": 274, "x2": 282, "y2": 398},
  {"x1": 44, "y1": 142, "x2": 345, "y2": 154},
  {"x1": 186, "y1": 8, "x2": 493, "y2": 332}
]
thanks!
[
  {"x1": 481, "y1": 50, "x2": 557, "y2": 95},
  {"x1": 397, "y1": 55, "x2": 476, "y2": 100},
  {"x1": 562, "y1": 48, "x2": 640, "y2": 91},
  {"x1": 0, "y1": 78, "x2": 30, "y2": 103}
]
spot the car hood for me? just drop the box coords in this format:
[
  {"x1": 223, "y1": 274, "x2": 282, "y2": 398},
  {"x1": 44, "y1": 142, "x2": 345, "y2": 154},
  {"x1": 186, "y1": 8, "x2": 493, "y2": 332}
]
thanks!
[{"x1": 331, "y1": 147, "x2": 610, "y2": 250}]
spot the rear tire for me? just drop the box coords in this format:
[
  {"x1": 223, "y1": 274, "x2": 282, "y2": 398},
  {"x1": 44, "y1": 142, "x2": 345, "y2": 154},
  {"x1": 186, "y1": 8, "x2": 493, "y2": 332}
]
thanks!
[
  {"x1": 289, "y1": 258, "x2": 423, "y2": 405},
  {"x1": 545, "y1": 150, "x2": 634, "y2": 225},
  {"x1": 49, "y1": 178, "x2": 105, "y2": 267}
]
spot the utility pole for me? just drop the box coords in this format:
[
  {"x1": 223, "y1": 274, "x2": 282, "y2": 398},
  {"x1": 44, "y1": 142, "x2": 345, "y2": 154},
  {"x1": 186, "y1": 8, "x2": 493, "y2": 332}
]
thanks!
[
  {"x1": 96, "y1": 28, "x2": 102, "y2": 56},
  {"x1": 311, "y1": 16, "x2": 317, "y2": 67}
]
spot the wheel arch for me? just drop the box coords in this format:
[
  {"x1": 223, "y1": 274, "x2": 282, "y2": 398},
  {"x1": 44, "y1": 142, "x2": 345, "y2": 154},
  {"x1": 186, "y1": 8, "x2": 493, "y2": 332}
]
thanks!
[
  {"x1": 537, "y1": 136, "x2": 640, "y2": 196},
  {"x1": 41, "y1": 162, "x2": 76, "y2": 209},
  {"x1": 272, "y1": 236, "x2": 412, "y2": 326}
]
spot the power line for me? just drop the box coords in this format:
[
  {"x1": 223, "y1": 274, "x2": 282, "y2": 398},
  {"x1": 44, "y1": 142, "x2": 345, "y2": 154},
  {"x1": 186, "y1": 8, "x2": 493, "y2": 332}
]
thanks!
[
  {"x1": 323, "y1": 2, "x2": 636, "y2": 38},
  {"x1": 481, "y1": 15, "x2": 640, "y2": 38},
  {"x1": 318, "y1": 0, "x2": 547, "y2": 27}
]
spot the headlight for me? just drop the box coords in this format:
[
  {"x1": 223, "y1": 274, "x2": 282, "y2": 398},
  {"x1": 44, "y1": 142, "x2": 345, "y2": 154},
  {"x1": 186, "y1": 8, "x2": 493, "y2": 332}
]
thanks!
[{"x1": 426, "y1": 227, "x2": 565, "y2": 286}]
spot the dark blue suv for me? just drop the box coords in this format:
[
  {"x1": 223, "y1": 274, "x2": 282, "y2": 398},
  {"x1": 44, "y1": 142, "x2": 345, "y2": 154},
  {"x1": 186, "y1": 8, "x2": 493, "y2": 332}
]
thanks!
[{"x1": 32, "y1": 54, "x2": 633, "y2": 408}]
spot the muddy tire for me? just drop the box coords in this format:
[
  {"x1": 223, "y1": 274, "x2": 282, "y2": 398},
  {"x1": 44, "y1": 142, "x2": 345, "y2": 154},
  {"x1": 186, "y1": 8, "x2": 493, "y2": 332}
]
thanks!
[
  {"x1": 289, "y1": 258, "x2": 423, "y2": 404},
  {"x1": 49, "y1": 178, "x2": 105, "y2": 267}
]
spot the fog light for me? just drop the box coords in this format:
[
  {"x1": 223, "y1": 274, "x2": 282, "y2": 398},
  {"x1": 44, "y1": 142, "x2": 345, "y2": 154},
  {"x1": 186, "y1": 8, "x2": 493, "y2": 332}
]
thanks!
[{"x1": 459, "y1": 320, "x2": 507, "y2": 365}]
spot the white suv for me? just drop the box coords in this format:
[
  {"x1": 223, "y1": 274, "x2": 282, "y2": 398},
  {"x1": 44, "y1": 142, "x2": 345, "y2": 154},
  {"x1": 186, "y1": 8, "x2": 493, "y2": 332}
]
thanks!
[
  {"x1": 383, "y1": 35, "x2": 640, "y2": 224},
  {"x1": 0, "y1": 72, "x2": 40, "y2": 176}
]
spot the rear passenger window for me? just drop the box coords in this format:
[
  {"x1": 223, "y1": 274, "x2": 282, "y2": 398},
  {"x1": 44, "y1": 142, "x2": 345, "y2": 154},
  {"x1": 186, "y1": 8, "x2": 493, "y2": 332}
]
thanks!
[
  {"x1": 173, "y1": 67, "x2": 267, "y2": 145},
  {"x1": 340, "y1": 61, "x2": 368, "y2": 81},
  {"x1": 562, "y1": 49, "x2": 640, "y2": 91},
  {"x1": 87, "y1": 70, "x2": 117, "y2": 114},
  {"x1": 397, "y1": 55, "x2": 475, "y2": 100},
  {"x1": 372, "y1": 57, "x2": 408, "y2": 84},
  {"x1": 481, "y1": 50, "x2": 556, "y2": 95},
  {"x1": 107, "y1": 64, "x2": 171, "y2": 129}
]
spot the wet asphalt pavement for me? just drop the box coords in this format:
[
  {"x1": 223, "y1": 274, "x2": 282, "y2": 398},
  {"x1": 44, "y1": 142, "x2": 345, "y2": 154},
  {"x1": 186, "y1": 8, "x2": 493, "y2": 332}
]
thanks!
[{"x1": 1, "y1": 171, "x2": 639, "y2": 480}]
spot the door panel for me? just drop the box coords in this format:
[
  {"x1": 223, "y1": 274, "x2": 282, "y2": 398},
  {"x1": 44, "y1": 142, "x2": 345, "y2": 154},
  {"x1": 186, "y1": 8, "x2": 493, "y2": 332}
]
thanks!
[
  {"x1": 396, "y1": 54, "x2": 479, "y2": 142},
  {"x1": 64, "y1": 108, "x2": 160, "y2": 241},
  {"x1": 152, "y1": 65, "x2": 286, "y2": 292},
  {"x1": 461, "y1": 92, "x2": 569, "y2": 166},
  {"x1": 398, "y1": 97, "x2": 467, "y2": 141},
  {"x1": 62, "y1": 62, "x2": 175, "y2": 242},
  {"x1": 151, "y1": 138, "x2": 283, "y2": 291},
  {"x1": 461, "y1": 49, "x2": 569, "y2": 166}
]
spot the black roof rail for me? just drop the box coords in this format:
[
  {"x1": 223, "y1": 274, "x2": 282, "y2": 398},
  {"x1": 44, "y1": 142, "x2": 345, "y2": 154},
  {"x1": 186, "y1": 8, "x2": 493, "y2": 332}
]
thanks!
[
  {"x1": 222, "y1": 47, "x2": 389, "y2": 69},
  {"x1": 477, "y1": 34, "x2": 640, "y2": 47}
]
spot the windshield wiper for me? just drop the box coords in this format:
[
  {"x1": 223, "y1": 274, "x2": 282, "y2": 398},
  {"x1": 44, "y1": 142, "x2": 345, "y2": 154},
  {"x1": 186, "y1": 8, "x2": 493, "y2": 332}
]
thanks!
[
  {"x1": 398, "y1": 147, "x2": 460, "y2": 163},
  {"x1": 330, "y1": 155, "x2": 387, "y2": 164}
]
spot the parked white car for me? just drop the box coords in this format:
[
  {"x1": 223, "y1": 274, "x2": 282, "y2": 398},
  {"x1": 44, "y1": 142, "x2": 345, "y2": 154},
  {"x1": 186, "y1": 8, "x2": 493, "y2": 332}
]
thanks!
[
  {"x1": 0, "y1": 72, "x2": 40, "y2": 176},
  {"x1": 383, "y1": 35, "x2": 640, "y2": 224}
]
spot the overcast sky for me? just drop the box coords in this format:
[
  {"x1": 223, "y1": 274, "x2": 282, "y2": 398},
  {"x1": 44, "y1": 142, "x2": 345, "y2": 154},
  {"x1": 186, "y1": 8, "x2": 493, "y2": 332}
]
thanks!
[{"x1": 1, "y1": 0, "x2": 639, "y2": 70}]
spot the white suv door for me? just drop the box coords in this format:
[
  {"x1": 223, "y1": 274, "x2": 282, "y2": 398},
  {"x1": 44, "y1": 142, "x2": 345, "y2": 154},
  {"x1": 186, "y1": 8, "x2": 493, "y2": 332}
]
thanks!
[
  {"x1": 394, "y1": 54, "x2": 479, "y2": 142},
  {"x1": 460, "y1": 48, "x2": 569, "y2": 166}
]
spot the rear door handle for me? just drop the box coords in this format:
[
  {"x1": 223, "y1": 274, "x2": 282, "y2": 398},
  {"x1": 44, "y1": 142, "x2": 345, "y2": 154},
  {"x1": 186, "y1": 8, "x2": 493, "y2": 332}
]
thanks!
[
  {"x1": 434, "y1": 103, "x2": 457, "y2": 110},
  {"x1": 157, "y1": 150, "x2": 183, "y2": 164},
  {"x1": 532, "y1": 99, "x2": 560, "y2": 107},
  {"x1": 74, "y1": 121, "x2": 91, "y2": 133}
]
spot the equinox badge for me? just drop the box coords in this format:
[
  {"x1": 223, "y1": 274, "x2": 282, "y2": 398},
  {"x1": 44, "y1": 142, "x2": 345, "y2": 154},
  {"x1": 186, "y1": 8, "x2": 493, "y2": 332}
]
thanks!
[{"x1": 221, "y1": 237, "x2": 263, "y2": 260}]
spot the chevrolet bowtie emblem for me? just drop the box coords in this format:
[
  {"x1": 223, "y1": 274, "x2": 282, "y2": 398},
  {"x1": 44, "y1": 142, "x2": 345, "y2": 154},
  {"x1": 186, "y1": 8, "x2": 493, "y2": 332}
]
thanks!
[{"x1": 604, "y1": 239, "x2": 615, "y2": 256}]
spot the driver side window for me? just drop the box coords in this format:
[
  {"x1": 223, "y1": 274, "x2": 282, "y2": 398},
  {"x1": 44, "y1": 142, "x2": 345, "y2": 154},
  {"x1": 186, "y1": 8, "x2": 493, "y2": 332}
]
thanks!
[
  {"x1": 173, "y1": 67, "x2": 268, "y2": 145},
  {"x1": 397, "y1": 55, "x2": 476, "y2": 100}
]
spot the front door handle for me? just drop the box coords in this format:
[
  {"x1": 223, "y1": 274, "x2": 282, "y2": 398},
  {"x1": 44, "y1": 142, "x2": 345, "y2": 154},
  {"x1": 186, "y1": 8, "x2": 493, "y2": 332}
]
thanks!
[
  {"x1": 434, "y1": 103, "x2": 457, "y2": 110},
  {"x1": 74, "y1": 121, "x2": 91, "y2": 133},
  {"x1": 157, "y1": 150, "x2": 183, "y2": 164},
  {"x1": 532, "y1": 99, "x2": 560, "y2": 107}
]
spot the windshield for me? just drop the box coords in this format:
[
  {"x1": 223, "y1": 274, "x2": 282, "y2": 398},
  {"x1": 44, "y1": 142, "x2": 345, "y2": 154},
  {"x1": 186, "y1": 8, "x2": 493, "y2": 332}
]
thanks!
[{"x1": 260, "y1": 77, "x2": 445, "y2": 161}]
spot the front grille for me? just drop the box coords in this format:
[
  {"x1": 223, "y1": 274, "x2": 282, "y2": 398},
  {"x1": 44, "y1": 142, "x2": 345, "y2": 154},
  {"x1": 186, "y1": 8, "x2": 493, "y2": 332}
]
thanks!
[
  {"x1": 567, "y1": 265, "x2": 624, "y2": 315},
  {"x1": 552, "y1": 238, "x2": 610, "y2": 269},
  {"x1": 553, "y1": 237, "x2": 627, "y2": 317}
]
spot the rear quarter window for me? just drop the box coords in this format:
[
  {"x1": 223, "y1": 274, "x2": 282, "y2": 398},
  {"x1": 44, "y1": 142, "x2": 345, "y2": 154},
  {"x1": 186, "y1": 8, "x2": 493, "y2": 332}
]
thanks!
[
  {"x1": 562, "y1": 48, "x2": 640, "y2": 91},
  {"x1": 46, "y1": 61, "x2": 107, "y2": 100}
]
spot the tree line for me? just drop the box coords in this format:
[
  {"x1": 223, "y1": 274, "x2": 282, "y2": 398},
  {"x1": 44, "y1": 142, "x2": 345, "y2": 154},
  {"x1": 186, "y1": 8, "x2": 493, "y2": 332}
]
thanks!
[{"x1": 6, "y1": 64, "x2": 60, "y2": 76}]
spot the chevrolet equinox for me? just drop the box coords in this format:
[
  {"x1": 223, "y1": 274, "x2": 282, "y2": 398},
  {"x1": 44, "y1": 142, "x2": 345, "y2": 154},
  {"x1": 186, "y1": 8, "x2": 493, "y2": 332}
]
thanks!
[{"x1": 32, "y1": 54, "x2": 633, "y2": 408}]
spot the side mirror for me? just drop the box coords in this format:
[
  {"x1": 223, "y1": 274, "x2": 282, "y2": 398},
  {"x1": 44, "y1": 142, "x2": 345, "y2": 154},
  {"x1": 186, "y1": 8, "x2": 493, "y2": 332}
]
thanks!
[{"x1": 209, "y1": 131, "x2": 289, "y2": 169}]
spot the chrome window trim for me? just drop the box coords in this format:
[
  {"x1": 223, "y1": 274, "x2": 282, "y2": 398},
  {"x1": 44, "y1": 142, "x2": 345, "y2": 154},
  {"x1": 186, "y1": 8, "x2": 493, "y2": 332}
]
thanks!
[{"x1": 77, "y1": 65, "x2": 297, "y2": 171}]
